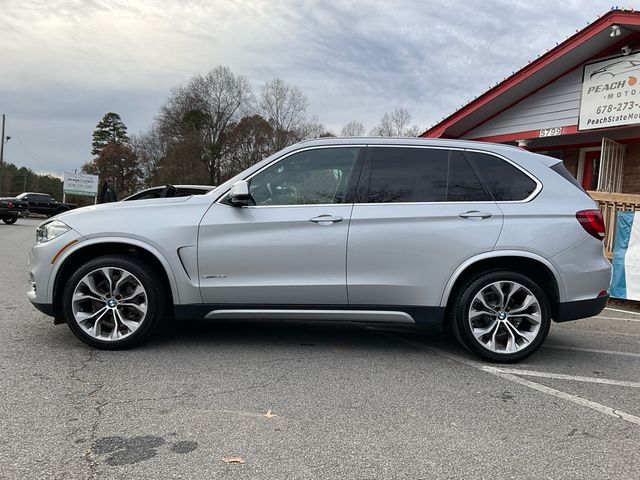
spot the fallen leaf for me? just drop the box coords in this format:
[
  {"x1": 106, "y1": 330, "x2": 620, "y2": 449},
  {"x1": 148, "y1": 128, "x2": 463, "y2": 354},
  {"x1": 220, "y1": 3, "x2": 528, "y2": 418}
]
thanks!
[
  {"x1": 263, "y1": 409, "x2": 277, "y2": 419},
  {"x1": 222, "y1": 456, "x2": 245, "y2": 464}
]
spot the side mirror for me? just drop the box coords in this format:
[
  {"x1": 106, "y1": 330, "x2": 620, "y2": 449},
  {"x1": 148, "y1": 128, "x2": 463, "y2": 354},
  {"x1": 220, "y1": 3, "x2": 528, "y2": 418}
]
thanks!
[{"x1": 229, "y1": 180, "x2": 252, "y2": 206}]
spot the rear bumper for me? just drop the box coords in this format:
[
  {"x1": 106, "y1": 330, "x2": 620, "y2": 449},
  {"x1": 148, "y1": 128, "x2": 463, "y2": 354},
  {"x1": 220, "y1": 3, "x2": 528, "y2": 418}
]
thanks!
[{"x1": 554, "y1": 294, "x2": 609, "y2": 322}]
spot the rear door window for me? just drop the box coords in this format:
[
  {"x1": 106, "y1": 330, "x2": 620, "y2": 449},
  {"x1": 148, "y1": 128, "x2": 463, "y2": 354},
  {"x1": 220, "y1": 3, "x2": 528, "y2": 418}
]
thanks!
[
  {"x1": 366, "y1": 147, "x2": 448, "y2": 203},
  {"x1": 448, "y1": 151, "x2": 491, "y2": 202},
  {"x1": 364, "y1": 147, "x2": 491, "y2": 203},
  {"x1": 465, "y1": 152, "x2": 538, "y2": 201}
]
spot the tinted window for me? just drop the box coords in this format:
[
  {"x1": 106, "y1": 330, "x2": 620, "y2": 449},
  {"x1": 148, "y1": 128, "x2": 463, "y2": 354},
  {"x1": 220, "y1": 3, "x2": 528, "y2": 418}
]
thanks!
[
  {"x1": 367, "y1": 147, "x2": 448, "y2": 203},
  {"x1": 126, "y1": 189, "x2": 163, "y2": 201},
  {"x1": 448, "y1": 151, "x2": 491, "y2": 202},
  {"x1": 249, "y1": 147, "x2": 360, "y2": 206},
  {"x1": 175, "y1": 188, "x2": 210, "y2": 197},
  {"x1": 550, "y1": 162, "x2": 585, "y2": 192},
  {"x1": 466, "y1": 152, "x2": 537, "y2": 201}
]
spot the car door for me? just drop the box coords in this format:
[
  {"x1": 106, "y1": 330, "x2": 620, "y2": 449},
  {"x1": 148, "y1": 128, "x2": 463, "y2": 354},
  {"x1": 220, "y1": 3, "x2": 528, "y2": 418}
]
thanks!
[
  {"x1": 347, "y1": 146, "x2": 504, "y2": 307},
  {"x1": 198, "y1": 146, "x2": 363, "y2": 305}
]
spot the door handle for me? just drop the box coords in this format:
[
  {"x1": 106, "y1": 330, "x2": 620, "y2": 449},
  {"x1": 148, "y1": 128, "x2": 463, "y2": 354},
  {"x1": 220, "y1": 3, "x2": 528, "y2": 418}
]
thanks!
[
  {"x1": 309, "y1": 214, "x2": 343, "y2": 224},
  {"x1": 459, "y1": 210, "x2": 493, "y2": 219}
]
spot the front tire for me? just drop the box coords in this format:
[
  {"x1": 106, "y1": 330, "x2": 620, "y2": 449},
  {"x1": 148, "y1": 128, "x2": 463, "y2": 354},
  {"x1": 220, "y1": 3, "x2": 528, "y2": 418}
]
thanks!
[
  {"x1": 62, "y1": 255, "x2": 165, "y2": 349},
  {"x1": 2, "y1": 217, "x2": 17, "y2": 224},
  {"x1": 450, "y1": 270, "x2": 551, "y2": 362}
]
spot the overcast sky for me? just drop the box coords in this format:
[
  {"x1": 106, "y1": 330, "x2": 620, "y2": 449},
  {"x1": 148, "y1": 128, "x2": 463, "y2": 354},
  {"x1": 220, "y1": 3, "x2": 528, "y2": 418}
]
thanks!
[{"x1": 0, "y1": 0, "x2": 618, "y2": 175}]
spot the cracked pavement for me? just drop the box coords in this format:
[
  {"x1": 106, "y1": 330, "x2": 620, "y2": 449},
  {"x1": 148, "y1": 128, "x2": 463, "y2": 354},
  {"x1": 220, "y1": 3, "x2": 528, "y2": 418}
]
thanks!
[{"x1": 1, "y1": 218, "x2": 639, "y2": 479}]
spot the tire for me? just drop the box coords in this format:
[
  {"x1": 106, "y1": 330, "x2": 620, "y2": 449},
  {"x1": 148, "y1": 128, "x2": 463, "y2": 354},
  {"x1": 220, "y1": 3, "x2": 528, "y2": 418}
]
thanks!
[
  {"x1": 2, "y1": 217, "x2": 17, "y2": 224},
  {"x1": 61, "y1": 255, "x2": 165, "y2": 349},
  {"x1": 450, "y1": 270, "x2": 551, "y2": 363}
]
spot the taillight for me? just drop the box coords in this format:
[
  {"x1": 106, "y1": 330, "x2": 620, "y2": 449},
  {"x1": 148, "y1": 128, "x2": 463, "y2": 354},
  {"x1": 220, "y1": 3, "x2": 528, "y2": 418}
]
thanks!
[
  {"x1": 7, "y1": 202, "x2": 13, "y2": 209},
  {"x1": 576, "y1": 209, "x2": 605, "y2": 240}
]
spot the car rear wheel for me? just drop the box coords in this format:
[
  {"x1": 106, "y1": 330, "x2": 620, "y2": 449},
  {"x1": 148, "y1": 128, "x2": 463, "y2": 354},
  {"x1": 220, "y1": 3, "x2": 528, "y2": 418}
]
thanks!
[
  {"x1": 2, "y1": 217, "x2": 17, "y2": 224},
  {"x1": 450, "y1": 270, "x2": 551, "y2": 362},
  {"x1": 62, "y1": 255, "x2": 165, "y2": 349}
]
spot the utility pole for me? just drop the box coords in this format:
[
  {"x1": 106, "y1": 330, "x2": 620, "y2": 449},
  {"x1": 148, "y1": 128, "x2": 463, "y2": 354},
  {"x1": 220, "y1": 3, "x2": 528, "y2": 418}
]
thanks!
[
  {"x1": 0, "y1": 114, "x2": 5, "y2": 167},
  {"x1": 0, "y1": 114, "x2": 5, "y2": 195}
]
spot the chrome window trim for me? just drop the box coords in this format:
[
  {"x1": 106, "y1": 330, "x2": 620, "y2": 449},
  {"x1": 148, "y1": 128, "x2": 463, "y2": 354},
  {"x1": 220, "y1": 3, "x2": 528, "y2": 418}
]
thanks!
[{"x1": 215, "y1": 144, "x2": 365, "y2": 208}]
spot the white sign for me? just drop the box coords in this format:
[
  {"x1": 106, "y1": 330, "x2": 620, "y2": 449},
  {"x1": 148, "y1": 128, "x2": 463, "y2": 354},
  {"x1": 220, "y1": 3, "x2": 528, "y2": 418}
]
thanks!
[
  {"x1": 579, "y1": 53, "x2": 640, "y2": 130},
  {"x1": 539, "y1": 127, "x2": 563, "y2": 137},
  {"x1": 63, "y1": 172, "x2": 99, "y2": 197}
]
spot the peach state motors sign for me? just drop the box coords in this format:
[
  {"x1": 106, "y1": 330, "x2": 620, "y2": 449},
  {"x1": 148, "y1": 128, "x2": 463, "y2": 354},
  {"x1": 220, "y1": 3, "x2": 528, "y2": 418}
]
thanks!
[{"x1": 579, "y1": 53, "x2": 640, "y2": 130}]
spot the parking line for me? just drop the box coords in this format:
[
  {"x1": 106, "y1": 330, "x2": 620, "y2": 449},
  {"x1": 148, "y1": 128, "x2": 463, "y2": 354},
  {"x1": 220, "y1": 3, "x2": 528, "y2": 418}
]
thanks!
[
  {"x1": 486, "y1": 369, "x2": 640, "y2": 427},
  {"x1": 594, "y1": 315, "x2": 640, "y2": 323},
  {"x1": 604, "y1": 307, "x2": 640, "y2": 316},
  {"x1": 544, "y1": 344, "x2": 640, "y2": 358},
  {"x1": 371, "y1": 329, "x2": 640, "y2": 428},
  {"x1": 483, "y1": 366, "x2": 640, "y2": 388}
]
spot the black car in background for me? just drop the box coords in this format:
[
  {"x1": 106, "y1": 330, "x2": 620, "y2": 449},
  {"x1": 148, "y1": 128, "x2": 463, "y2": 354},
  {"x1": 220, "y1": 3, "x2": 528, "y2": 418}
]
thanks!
[
  {"x1": 0, "y1": 196, "x2": 30, "y2": 224},
  {"x1": 15, "y1": 192, "x2": 77, "y2": 217}
]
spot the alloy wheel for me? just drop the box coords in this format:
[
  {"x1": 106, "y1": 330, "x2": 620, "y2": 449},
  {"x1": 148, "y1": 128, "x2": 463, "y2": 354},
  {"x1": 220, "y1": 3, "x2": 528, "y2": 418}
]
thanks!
[
  {"x1": 468, "y1": 281, "x2": 542, "y2": 354},
  {"x1": 71, "y1": 267, "x2": 148, "y2": 341}
]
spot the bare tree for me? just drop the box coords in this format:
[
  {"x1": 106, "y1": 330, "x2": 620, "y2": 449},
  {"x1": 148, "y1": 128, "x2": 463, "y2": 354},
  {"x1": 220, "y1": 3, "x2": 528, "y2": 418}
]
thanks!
[
  {"x1": 370, "y1": 108, "x2": 419, "y2": 137},
  {"x1": 157, "y1": 66, "x2": 253, "y2": 185},
  {"x1": 259, "y1": 78, "x2": 309, "y2": 150},
  {"x1": 224, "y1": 115, "x2": 275, "y2": 179},
  {"x1": 341, "y1": 121, "x2": 365, "y2": 137}
]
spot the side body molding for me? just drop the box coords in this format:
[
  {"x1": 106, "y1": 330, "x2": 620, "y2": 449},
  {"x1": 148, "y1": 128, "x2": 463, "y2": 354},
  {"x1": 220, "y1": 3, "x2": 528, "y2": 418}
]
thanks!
[{"x1": 440, "y1": 250, "x2": 566, "y2": 307}]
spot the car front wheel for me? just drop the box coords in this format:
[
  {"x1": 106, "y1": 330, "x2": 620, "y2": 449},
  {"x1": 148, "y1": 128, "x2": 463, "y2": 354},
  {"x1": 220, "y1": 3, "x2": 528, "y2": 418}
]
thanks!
[
  {"x1": 62, "y1": 255, "x2": 165, "y2": 349},
  {"x1": 2, "y1": 217, "x2": 17, "y2": 224},
  {"x1": 451, "y1": 270, "x2": 551, "y2": 362}
]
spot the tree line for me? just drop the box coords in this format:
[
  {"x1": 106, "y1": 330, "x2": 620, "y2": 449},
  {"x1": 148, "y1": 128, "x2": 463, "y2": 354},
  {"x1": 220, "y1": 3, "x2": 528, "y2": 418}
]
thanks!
[
  {"x1": 0, "y1": 162, "x2": 63, "y2": 200},
  {"x1": 83, "y1": 65, "x2": 422, "y2": 198}
]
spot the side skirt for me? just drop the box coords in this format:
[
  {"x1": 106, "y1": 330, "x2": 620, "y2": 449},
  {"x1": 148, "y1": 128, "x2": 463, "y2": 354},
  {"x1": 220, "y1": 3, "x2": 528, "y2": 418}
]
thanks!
[{"x1": 173, "y1": 304, "x2": 445, "y2": 327}]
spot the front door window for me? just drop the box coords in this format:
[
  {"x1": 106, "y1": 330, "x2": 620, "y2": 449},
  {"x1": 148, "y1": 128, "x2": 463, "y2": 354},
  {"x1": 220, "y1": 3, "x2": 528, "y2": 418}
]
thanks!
[{"x1": 248, "y1": 147, "x2": 360, "y2": 206}]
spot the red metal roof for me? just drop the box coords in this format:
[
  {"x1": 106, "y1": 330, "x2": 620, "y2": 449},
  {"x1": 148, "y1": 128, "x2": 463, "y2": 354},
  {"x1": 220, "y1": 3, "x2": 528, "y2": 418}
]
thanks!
[{"x1": 421, "y1": 9, "x2": 640, "y2": 139}]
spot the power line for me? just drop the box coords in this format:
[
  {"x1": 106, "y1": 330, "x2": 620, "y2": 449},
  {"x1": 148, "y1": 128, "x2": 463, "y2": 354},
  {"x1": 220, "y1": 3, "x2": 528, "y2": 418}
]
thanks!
[{"x1": 5, "y1": 119, "x2": 47, "y2": 170}]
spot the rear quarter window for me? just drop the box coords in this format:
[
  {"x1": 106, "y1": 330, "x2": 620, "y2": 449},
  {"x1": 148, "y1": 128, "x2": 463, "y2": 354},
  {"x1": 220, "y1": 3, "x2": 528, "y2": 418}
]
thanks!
[
  {"x1": 550, "y1": 162, "x2": 586, "y2": 192},
  {"x1": 466, "y1": 152, "x2": 538, "y2": 201}
]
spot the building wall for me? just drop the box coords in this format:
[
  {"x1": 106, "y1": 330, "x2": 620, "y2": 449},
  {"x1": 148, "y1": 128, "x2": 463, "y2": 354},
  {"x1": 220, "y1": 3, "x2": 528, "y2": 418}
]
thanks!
[
  {"x1": 465, "y1": 67, "x2": 583, "y2": 139},
  {"x1": 623, "y1": 143, "x2": 640, "y2": 194}
]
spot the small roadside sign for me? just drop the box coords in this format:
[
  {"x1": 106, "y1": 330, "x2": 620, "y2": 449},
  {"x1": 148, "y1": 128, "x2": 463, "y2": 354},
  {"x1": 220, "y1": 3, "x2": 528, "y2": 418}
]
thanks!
[{"x1": 63, "y1": 172, "x2": 99, "y2": 197}]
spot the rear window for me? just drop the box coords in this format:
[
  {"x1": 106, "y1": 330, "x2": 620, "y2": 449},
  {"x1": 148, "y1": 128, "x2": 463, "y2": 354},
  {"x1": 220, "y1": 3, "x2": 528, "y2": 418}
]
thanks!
[
  {"x1": 466, "y1": 152, "x2": 538, "y2": 201},
  {"x1": 550, "y1": 162, "x2": 586, "y2": 192}
]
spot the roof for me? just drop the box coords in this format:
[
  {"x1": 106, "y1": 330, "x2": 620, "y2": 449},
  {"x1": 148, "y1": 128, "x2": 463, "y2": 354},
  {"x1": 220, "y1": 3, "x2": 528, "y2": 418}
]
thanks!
[{"x1": 421, "y1": 9, "x2": 640, "y2": 139}]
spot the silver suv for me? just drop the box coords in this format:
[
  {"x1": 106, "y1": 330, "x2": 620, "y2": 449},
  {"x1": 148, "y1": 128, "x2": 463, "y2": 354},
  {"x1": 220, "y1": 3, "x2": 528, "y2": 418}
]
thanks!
[{"x1": 27, "y1": 138, "x2": 611, "y2": 362}]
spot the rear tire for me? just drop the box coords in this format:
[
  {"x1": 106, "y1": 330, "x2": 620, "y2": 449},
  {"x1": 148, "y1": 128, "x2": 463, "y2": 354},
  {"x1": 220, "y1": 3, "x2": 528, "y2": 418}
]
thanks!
[
  {"x1": 2, "y1": 217, "x2": 17, "y2": 224},
  {"x1": 61, "y1": 255, "x2": 165, "y2": 349},
  {"x1": 450, "y1": 270, "x2": 551, "y2": 362}
]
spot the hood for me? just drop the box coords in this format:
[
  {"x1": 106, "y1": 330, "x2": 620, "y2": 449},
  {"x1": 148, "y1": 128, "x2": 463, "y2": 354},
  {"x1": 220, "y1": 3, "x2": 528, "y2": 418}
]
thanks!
[{"x1": 46, "y1": 194, "x2": 214, "y2": 238}]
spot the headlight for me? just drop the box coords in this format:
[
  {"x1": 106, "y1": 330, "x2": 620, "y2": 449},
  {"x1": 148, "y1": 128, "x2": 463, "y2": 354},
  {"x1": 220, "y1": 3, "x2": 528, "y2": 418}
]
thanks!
[{"x1": 36, "y1": 220, "x2": 70, "y2": 243}]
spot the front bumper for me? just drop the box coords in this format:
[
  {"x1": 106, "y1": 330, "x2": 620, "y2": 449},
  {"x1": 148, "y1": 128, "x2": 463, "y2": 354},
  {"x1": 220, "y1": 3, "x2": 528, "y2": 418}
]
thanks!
[
  {"x1": 27, "y1": 227, "x2": 83, "y2": 311},
  {"x1": 554, "y1": 293, "x2": 609, "y2": 322}
]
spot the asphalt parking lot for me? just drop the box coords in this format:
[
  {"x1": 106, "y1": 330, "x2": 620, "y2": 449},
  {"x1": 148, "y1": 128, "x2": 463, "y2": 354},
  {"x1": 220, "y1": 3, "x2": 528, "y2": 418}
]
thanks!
[{"x1": 1, "y1": 218, "x2": 639, "y2": 480}]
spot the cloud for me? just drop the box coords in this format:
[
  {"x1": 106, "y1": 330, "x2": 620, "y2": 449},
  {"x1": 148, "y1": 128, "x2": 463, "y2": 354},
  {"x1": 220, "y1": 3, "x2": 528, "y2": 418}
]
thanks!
[{"x1": 0, "y1": 0, "x2": 615, "y2": 174}]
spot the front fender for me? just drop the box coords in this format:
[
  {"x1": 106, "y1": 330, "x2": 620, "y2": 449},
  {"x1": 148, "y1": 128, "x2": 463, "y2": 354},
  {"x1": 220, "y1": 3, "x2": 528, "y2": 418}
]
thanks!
[{"x1": 48, "y1": 236, "x2": 181, "y2": 305}]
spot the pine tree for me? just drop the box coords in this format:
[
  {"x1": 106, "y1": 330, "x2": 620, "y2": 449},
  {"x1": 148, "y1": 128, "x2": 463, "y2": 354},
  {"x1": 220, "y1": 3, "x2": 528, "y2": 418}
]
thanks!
[{"x1": 91, "y1": 112, "x2": 129, "y2": 156}]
